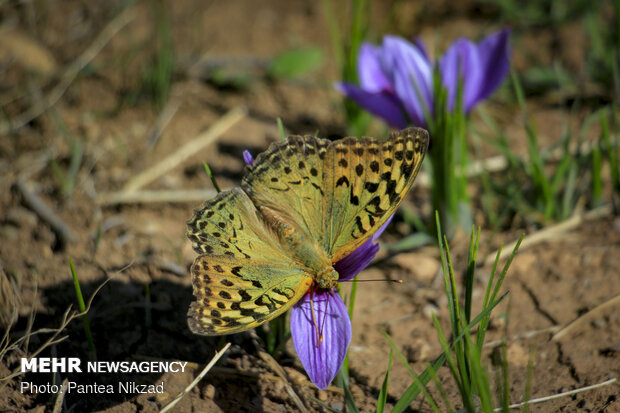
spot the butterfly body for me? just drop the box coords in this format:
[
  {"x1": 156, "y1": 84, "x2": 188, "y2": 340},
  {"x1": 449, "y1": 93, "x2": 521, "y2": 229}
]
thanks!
[
  {"x1": 258, "y1": 205, "x2": 335, "y2": 282},
  {"x1": 186, "y1": 128, "x2": 428, "y2": 335}
]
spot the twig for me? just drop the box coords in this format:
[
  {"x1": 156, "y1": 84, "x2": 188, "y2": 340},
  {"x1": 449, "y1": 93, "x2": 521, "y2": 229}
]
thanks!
[
  {"x1": 484, "y1": 326, "x2": 560, "y2": 348},
  {"x1": 160, "y1": 343, "x2": 231, "y2": 413},
  {"x1": 257, "y1": 349, "x2": 310, "y2": 413},
  {"x1": 484, "y1": 204, "x2": 613, "y2": 266},
  {"x1": 96, "y1": 188, "x2": 219, "y2": 206},
  {"x1": 552, "y1": 293, "x2": 620, "y2": 341},
  {"x1": 16, "y1": 178, "x2": 77, "y2": 246},
  {"x1": 52, "y1": 378, "x2": 68, "y2": 413},
  {"x1": 123, "y1": 106, "x2": 246, "y2": 193},
  {"x1": 0, "y1": 6, "x2": 136, "y2": 135},
  {"x1": 131, "y1": 355, "x2": 345, "y2": 394},
  {"x1": 493, "y1": 377, "x2": 617, "y2": 411},
  {"x1": 147, "y1": 99, "x2": 181, "y2": 148},
  {"x1": 1, "y1": 278, "x2": 110, "y2": 383}
]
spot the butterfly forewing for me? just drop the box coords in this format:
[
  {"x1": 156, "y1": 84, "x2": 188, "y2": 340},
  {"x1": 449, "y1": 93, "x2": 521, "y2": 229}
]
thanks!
[
  {"x1": 322, "y1": 128, "x2": 428, "y2": 261},
  {"x1": 241, "y1": 135, "x2": 330, "y2": 244}
]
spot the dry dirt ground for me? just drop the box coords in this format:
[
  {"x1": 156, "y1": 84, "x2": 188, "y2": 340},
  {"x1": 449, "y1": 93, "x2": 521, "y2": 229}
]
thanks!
[{"x1": 1, "y1": 1, "x2": 619, "y2": 412}]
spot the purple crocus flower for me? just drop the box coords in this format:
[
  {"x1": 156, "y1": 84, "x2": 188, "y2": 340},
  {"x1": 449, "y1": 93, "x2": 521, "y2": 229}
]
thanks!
[
  {"x1": 290, "y1": 215, "x2": 392, "y2": 389},
  {"x1": 243, "y1": 150, "x2": 254, "y2": 166},
  {"x1": 336, "y1": 29, "x2": 511, "y2": 128},
  {"x1": 242, "y1": 152, "x2": 392, "y2": 389}
]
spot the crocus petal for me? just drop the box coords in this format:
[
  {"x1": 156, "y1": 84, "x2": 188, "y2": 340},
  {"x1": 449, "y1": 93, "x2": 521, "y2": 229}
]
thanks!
[
  {"x1": 439, "y1": 38, "x2": 481, "y2": 111},
  {"x1": 335, "y1": 241, "x2": 380, "y2": 281},
  {"x1": 335, "y1": 214, "x2": 394, "y2": 281},
  {"x1": 471, "y1": 29, "x2": 511, "y2": 109},
  {"x1": 243, "y1": 150, "x2": 254, "y2": 166},
  {"x1": 413, "y1": 36, "x2": 429, "y2": 61},
  {"x1": 381, "y1": 36, "x2": 433, "y2": 127},
  {"x1": 357, "y1": 43, "x2": 393, "y2": 93},
  {"x1": 291, "y1": 290, "x2": 352, "y2": 389},
  {"x1": 335, "y1": 82, "x2": 408, "y2": 129},
  {"x1": 372, "y1": 212, "x2": 395, "y2": 242}
]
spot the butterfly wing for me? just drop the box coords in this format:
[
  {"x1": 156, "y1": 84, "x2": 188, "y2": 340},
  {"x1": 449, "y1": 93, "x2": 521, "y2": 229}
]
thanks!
[
  {"x1": 241, "y1": 135, "x2": 330, "y2": 246},
  {"x1": 322, "y1": 128, "x2": 428, "y2": 261},
  {"x1": 186, "y1": 188, "x2": 312, "y2": 335},
  {"x1": 240, "y1": 128, "x2": 428, "y2": 263}
]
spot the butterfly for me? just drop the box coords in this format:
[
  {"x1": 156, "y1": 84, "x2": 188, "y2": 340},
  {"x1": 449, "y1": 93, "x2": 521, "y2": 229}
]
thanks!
[{"x1": 186, "y1": 127, "x2": 428, "y2": 335}]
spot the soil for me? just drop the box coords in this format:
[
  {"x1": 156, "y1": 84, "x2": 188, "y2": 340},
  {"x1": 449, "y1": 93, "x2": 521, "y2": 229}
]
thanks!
[{"x1": 1, "y1": 1, "x2": 619, "y2": 412}]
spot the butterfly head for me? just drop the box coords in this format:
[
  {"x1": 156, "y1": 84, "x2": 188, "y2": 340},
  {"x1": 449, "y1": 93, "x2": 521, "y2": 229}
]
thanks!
[{"x1": 315, "y1": 266, "x2": 339, "y2": 290}]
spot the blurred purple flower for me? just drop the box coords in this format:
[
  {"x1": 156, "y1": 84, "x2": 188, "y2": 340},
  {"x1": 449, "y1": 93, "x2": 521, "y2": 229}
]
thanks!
[
  {"x1": 242, "y1": 150, "x2": 393, "y2": 389},
  {"x1": 335, "y1": 29, "x2": 511, "y2": 128},
  {"x1": 243, "y1": 150, "x2": 254, "y2": 166}
]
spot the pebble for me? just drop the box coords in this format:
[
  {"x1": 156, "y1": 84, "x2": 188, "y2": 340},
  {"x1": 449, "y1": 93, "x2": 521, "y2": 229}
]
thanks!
[
  {"x1": 203, "y1": 383, "x2": 216, "y2": 399},
  {"x1": 422, "y1": 303, "x2": 438, "y2": 320},
  {"x1": 331, "y1": 402, "x2": 343, "y2": 410}
]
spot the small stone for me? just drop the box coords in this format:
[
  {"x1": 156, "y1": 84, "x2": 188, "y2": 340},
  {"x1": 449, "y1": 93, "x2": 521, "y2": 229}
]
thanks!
[
  {"x1": 331, "y1": 402, "x2": 343, "y2": 411},
  {"x1": 272, "y1": 378, "x2": 284, "y2": 394},
  {"x1": 506, "y1": 343, "x2": 528, "y2": 367},
  {"x1": 155, "y1": 390, "x2": 170, "y2": 404},
  {"x1": 202, "y1": 383, "x2": 216, "y2": 399},
  {"x1": 419, "y1": 342, "x2": 433, "y2": 360},
  {"x1": 491, "y1": 316, "x2": 507, "y2": 330},
  {"x1": 393, "y1": 252, "x2": 440, "y2": 283},
  {"x1": 422, "y1": 303, "x2": 438, "y2": 320}
]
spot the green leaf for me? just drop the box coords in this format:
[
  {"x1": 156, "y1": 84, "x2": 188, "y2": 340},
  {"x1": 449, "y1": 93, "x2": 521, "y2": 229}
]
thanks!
[
  {"x1": 376, "y1": 350, "x2": 393, "y2": 413},
  {"x1": 268, "y1": 47, "x2": 324, "y2": 79}
]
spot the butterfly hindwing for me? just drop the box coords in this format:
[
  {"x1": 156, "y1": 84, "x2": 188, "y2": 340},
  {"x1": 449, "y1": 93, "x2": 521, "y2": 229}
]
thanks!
[
  {"x1": 186, "y1": 188, "x2": 313, "y2": 335},
  {"x1": 322, "y1": 128, "x2": 429, "y2": 261},
  {"x1": 188, "y1": 254, "x2": 312, "y2": 335}
]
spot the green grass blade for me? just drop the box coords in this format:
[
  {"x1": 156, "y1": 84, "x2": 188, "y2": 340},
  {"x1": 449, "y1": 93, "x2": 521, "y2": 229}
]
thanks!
[
  {"x1": 376, "y1": 349, "x2": 393, "y2": 413},
  {"x1": 69, "y1": 258, "x2": 96, "y2": 360},
  {"x1": 277, "y1": 117, "x2": 286, "y2": 140},
  {"x1": 461, "y1": 317, "x2": 493, "y2": 412},
  {"x1": 425, "y1": 360, "x2": 453, "y2": 412},
  {"x1": 336, "y1": 367, "x2": 360, "y2": 413},
  {"x1": 464, "y1": 227, "x2": 481, "y2": 323},
  {"x1": 203, "y1": 161, "x2": 221, "y2": 193},
  {"x1": 268, "y1": 46, "x2": 324, "y2": 79},
  {"x1": 432, "y1": 315, "x2": 475, "y2": 412},
  {"x1": 382, "y1": 332, "x2": 441, "y2": 412},
  {"x1": 600, "y1": 108, "x2": 620, "y2": 192},
  {"x1": 521, "y1": 347, "x2": 535, "y2": 413},
  {"x1": 391, "y1": 291, "x2": 510, "y2": 412}
]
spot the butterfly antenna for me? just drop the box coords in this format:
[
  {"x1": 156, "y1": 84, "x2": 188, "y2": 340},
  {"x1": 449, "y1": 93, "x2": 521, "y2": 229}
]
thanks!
[{"x1": 340, "y1": 279, "x2": 403, "y2": 283}]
